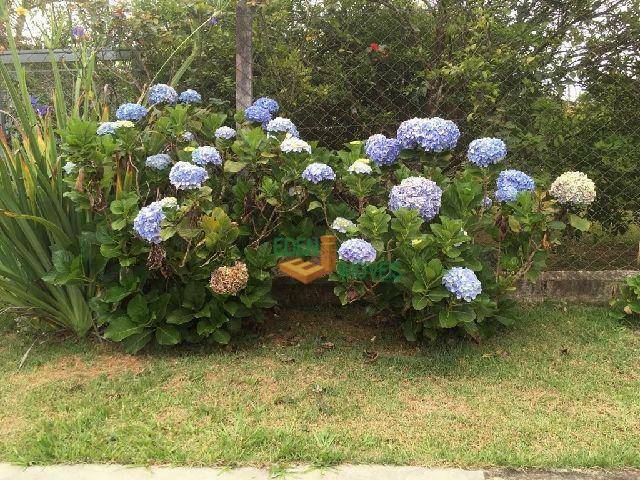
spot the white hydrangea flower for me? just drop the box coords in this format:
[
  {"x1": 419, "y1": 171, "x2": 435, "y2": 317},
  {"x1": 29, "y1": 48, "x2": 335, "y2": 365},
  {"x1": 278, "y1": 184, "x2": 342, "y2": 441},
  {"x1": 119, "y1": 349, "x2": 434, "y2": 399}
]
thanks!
[
  {"x1": 331, "y1": 217, "x2": 356, "y2": 233},
  {"x1": 159, "y1": 196, "x2": 178, "y2": 209},
  {"x1": 347, "y1": 158, "x2": 372, "y2": 174},
  {"x1": 280, "y1": 133, "x2": 312, "y2": 154},
  {"x1": 549, "y1": 171, "x2": 596, "y2": 206}
]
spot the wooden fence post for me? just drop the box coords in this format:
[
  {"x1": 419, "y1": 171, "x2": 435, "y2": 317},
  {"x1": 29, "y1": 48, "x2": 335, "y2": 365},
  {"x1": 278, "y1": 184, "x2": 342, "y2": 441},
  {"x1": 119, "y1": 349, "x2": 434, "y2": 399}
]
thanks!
[{"x1": 235, "y1": 0, "x2": 254, "y2": 112}]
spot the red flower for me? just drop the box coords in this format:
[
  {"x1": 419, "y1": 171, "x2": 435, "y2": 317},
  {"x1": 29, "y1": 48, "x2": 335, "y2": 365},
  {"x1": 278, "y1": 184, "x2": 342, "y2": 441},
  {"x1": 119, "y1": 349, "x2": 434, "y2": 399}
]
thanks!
[{"x1": 370, "y1": 42, "x2": 380, "y2": 52}]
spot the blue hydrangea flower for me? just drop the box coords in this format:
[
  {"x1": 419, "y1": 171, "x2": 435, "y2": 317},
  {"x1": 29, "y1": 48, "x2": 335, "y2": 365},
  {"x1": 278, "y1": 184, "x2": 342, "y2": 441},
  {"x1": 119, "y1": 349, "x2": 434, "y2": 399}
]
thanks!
[
  {"x1": 169, "y1": 161, "x2": 209, "y2": 190},
  {"x1": 244, "y1": 105, "x2": 272, "y2": 124},
  {"x1": 495, "y1": 169, "x2": 535, "y2": 202},
  {"x1": 482, "y1": 195, "x2": 493, "y2": 208},
  {"x1": 181, "y1": 131, "x2": 195, "y2": 142},
  {"x1": 178, "y1": 89, "x2": 202, "y2": 104},
  {"x1": 62, "y1": 161, "x2": 77, "y2": 175},
  {"x1": 266, "y1": 117, "x2": 299, "y2": 137},
  {"x1": 338, "y1": 238, "x2": 377, "y2": 264},
  {"x1": 145, "y1": 153, "x2": 172, "y2": 170},
  {"x1": 115, "y1": 103, "x2": 148, "y2": 122},
  {"x1": 191, "y1": 146, "x2": 222, "y2": 166},
  {"x1": 495, "y1": 185, "x2": 519, "y2": 202},
  {"x1": 467, "y1": 138, "x2": 507, "y2": 167},
  {"x1": 442, "y1": 267, "x2": 482, "y2": 302},
  {"x1": 132, "y1": 198, "x2": 178, "y2": 244},
  {"x1": 388, "y1": 176, "x2": 442, "y2": 221},
  {"x1": 364, "y1": 134, "x2": 401, "y2": 166},
  {"x1": 147, "y1": 84, "x2": 178, "y2": 106},
  {"x1": 252, "y1": 97, "x2": 279, "y2": 114},
  {"x1": 301, "y1": 163, "x2": 335, "y2": 183},
  {"x1": 133, "y1": 201, "x2": 165, "y2": 244},
  {"x1": 396, "y1": 117, "x2": 460, "y2": 152},
  {"x1": 97, "y1": 122, "x2": 117, "y2": 136},
  {"x1": 215, "y1": 126, "x2": 236, "y2": 140}
]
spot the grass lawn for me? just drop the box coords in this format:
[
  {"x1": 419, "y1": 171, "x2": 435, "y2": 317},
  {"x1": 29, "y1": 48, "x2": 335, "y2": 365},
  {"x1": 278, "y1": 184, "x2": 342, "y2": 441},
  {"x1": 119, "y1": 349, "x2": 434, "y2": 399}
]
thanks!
[{"x1": 0, "y1": 303, "x2": 638, "y2": 468}]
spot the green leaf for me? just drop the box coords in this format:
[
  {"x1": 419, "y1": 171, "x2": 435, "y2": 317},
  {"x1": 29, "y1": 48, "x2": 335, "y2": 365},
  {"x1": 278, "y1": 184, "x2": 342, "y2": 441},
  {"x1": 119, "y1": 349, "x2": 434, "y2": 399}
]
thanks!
[
  {"x1": 127, "y1": 294, "x2": 149, "y2": 323},
  {"x1": 104, "y1": 316, "x2": 141, "y2": 342},
  {"x1": 568, "y1": 214, "x2": 591, "y2": 232},
  {"x1": 156, "y1": 324, "x2": 181, "y2": 345},
  {"x1": 548, "y1": 220, "x2": 566, "y2": 230},
  {"x1": 122, "y1": 329, "x2": 153, "y2": 354},
  {"x1": 111, "y1": 218, "x2": 127, "y2": 231},
  {"x1": 308, "y1": 201, "x2": 322, "y2": 211},
  {"x1": 224, "y1": 160, "x2": 247, "y2": 173},
  {"x1": 412, "y1": 294, "x2": 430, "y2": 310},
  {"x1": 102, "y1": 284, "x2": 135, "y2": 303},
  {"x1": 438, "y1": 310, "x2": 459, "y2": 328},
  {"x1": 166, "y1": 308, "x2": 194, "y2": 325},
  {"x1": 210, "y1": 328, "x2": 231, "y2": 345},
  {"x1": 401, "y1": 319, "x2": 419, "y2": 342},
  {"x1": 508, "y1": 215, "x2": 521, "y2": 233},
  {"x1": 100, "y1": 244, "x2": 121, "y2": 259}
]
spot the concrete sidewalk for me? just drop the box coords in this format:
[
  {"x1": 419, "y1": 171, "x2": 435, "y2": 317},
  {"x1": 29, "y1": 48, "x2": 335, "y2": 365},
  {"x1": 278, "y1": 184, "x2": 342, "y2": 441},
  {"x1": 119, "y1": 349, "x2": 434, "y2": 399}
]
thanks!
[{"x1": 0, "y1": 464, "x2": 483, "y2": 480}]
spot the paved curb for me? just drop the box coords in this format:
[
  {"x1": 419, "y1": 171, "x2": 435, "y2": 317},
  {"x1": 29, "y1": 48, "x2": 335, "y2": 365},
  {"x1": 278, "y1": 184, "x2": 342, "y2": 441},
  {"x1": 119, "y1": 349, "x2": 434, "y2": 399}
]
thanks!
[{"x1": 0, "y1": 464, "x2": 484, "y2": 480}]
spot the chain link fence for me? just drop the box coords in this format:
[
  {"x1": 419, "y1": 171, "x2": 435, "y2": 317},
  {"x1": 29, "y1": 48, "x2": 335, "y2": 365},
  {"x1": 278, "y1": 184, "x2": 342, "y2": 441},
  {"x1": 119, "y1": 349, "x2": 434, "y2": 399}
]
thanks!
[
  {"x1": 3, "y1": 0, "x2": 638, "y2": 270},
  {"x1": 246, "y1": 0, "x2": 640, "y2": 270}
]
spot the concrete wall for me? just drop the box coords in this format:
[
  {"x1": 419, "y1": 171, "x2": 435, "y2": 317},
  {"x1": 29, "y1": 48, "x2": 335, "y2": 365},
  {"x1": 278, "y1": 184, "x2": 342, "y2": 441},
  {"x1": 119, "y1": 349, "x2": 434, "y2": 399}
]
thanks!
[{"x1": 273, "y1": 271, "x2": 639, "y2": 308}]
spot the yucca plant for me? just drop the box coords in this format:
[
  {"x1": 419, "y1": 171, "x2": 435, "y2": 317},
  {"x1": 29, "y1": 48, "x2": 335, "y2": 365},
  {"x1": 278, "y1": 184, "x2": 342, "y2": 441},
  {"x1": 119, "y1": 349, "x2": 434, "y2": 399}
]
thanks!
[{"x1": 0, "y1": 2, "x2": 101, "y2": 335}]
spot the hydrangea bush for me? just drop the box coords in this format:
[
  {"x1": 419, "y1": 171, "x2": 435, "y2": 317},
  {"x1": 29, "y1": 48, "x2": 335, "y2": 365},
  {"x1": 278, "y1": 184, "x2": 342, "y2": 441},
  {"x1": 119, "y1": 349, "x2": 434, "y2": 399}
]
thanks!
[
  {"x1": 59, "y1": 91, "x2": 322, "y2": 352},
  {"x1": 327, "y1": 118, "x2": 595, "y2": 340},
  {"x1": 59, "y1": 88, "x2": 595, "y2": 350}
]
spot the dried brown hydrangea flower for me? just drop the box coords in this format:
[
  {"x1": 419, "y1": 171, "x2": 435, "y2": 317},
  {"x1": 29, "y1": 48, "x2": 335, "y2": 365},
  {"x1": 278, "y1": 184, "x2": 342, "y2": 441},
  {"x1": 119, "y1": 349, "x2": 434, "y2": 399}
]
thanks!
[{"x1": 210, "y1": 261, "x2": 249, "y2": 295}]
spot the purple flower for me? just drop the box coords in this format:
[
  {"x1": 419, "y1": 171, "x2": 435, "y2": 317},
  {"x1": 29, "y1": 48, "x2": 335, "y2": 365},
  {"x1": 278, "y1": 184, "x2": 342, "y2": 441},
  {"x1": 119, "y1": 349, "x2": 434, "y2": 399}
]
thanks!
[
  {"x1": 178, "y1": 89, "x2": 202, "y2": 104},
  {"x1": 396, "y1": 117, "x2": 460, "y2": 152},
  {"x1": 252, "y1": 97, "x2": 279, "y2": 114},
  {"x1": 467, "y1": 138, "x2": 507, "y2": 167},
  {"x1": 132, "y1": 198, "x2": 178, "y2": 244},
  {"x1": 301, "y1": 163, "x2": 335, "y2": 183},
  {"x1": 442, "y1": 267, "x2": 482, "y2": 302},
  {"x1": 244, "y1": 105, "x2": 271, "y2": 124},
  {"x1": 338, "y1": 238, "x2": 377, "y2": 264},
  {"x1": 266, "y1": 117, "x2": 299, "y2": 137},
  {"x1": 364, "y1": 134, "x2": 401, "y2": 166},
  {"x1": 72, "y1": 25, "x2": 86, "y2": 39},
  {"x1": 169, "y1": 161, "x2": 209, "y2": 190},
  {"x1": 388, "y1": 176, "x2": 442, "y2": 221},
  {"x1": 215, "y1": 126, "x2": 236, "y2": 140},
  {"x1": 147, "y1": 84, "x2": 178, "y2": 106},
  {"x1": 115, "y1": 103, "x2": 148, "y2": 122},
  {"x1": 191, "y1": 146, "x2": 222, "y2": 166},
  {"x1": 145, "y1": 153, "x2": 172, "y2": 170},
  {"x1": 495, "y1": 169, "x2": 535, "y2": 202},
  {"x1": 35, "y1": 104, "x2": 50, "y2": 116}
]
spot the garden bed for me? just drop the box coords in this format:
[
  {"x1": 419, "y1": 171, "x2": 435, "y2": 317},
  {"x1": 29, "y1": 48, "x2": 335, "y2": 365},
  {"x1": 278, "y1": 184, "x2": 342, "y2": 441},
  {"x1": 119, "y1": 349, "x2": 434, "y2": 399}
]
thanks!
[{"x1": 1, "y1": 304, "x2": 638, "y2": 467}]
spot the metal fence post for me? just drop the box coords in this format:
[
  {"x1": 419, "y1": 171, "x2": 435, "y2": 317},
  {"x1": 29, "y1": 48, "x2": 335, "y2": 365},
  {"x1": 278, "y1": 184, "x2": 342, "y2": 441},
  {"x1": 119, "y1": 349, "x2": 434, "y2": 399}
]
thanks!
[{"x1": 235, "y1": 0, "x2": 253, "y2": 112}]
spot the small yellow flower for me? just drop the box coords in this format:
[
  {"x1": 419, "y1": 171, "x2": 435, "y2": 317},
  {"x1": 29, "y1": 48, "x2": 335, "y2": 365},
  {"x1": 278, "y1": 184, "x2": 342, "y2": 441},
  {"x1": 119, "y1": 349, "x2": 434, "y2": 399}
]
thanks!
[
  {"x1": 624, "y1": 305, "x2": 633, "y2": 315},
  {"x1": 356, "y1": 158, "x2": 370, "y2": 165},
  {"x1": 114, "y1": 120, "x2": 134, "y2": 128},
  {"x1": 15, "y1": 6, "x2": 29, "y2": 16},
  {"x1": 183, "y1": 146, "x2": 195, "y2": 152}
]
